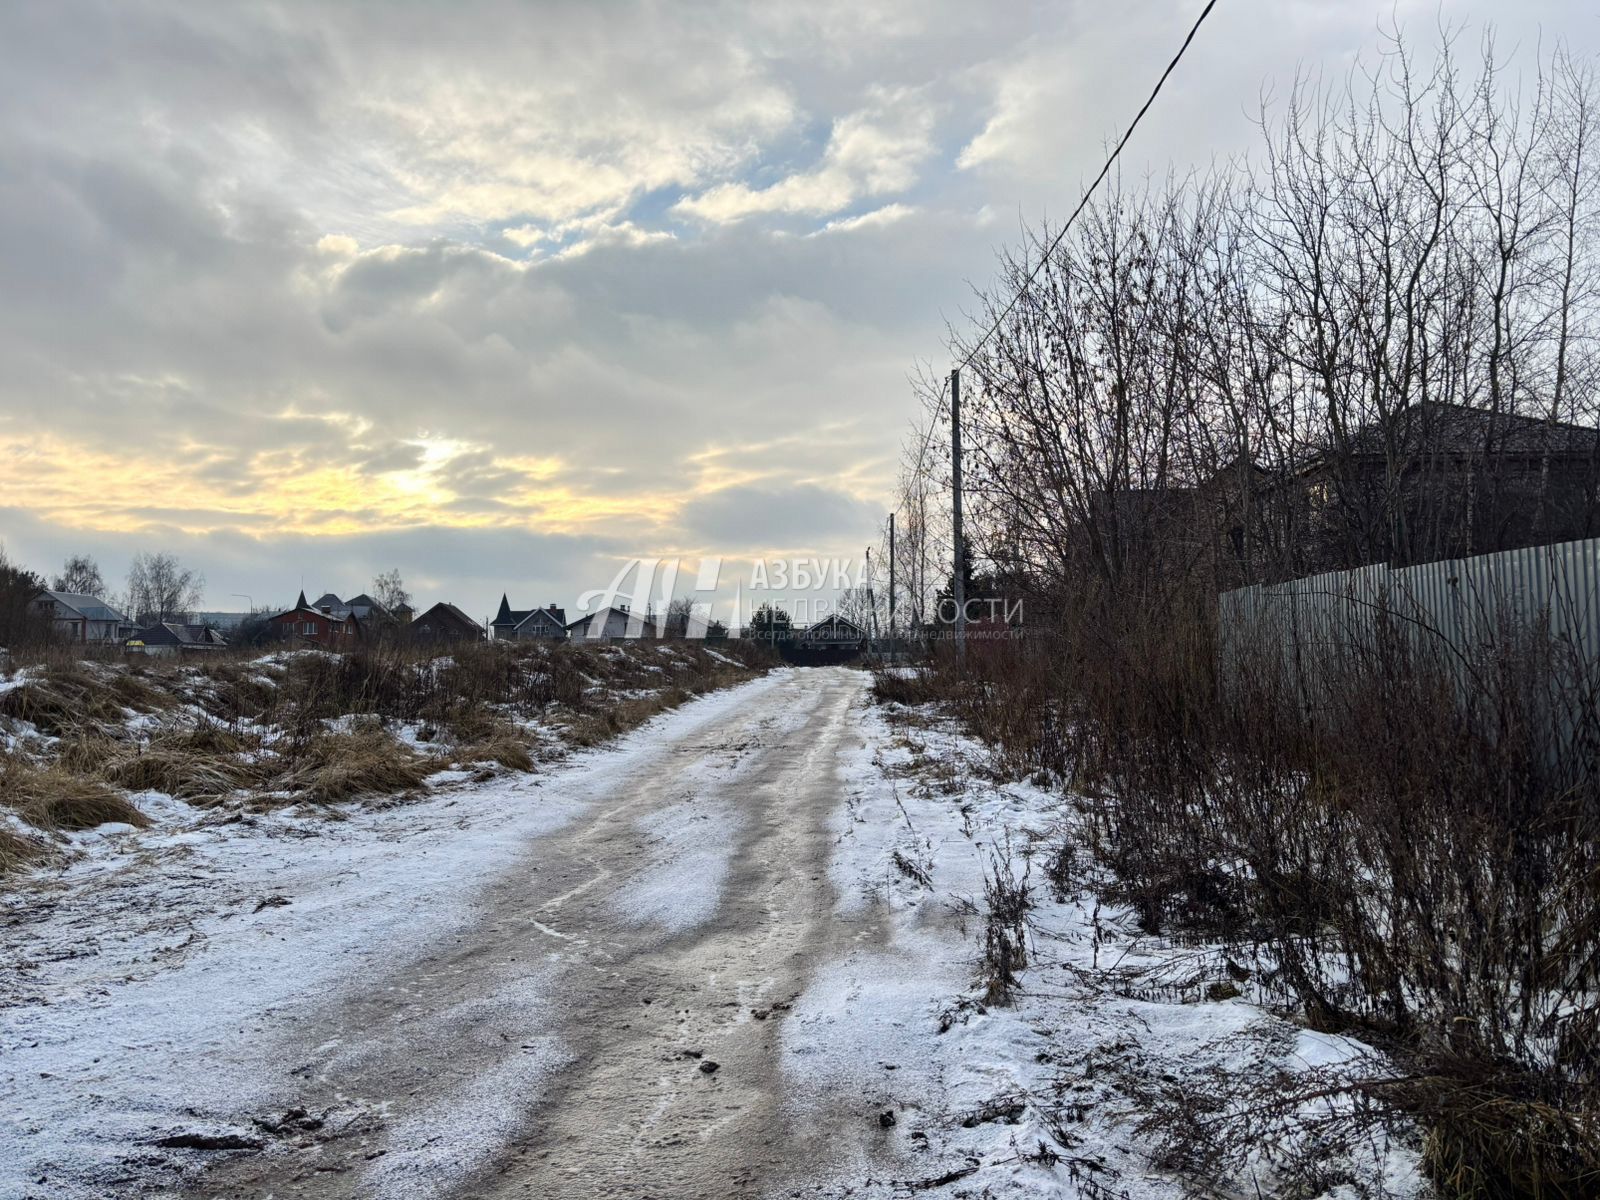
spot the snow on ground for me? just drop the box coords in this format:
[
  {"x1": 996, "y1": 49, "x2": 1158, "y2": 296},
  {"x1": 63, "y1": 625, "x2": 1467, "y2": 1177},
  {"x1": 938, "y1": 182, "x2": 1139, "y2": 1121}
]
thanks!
[
  {"x1": 0, "y1": 673, "x2": 786, "y2": 1200},
  {"x1": 4, "y1": 668, "x2": 1425, "y2": 1199},
  {"x1": 782, "y1": 691, "x2": 1427, "y2": 1199}
]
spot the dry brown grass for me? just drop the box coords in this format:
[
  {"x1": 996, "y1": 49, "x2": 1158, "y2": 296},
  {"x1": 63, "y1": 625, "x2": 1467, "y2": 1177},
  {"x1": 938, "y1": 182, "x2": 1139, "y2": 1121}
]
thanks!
[
  {"x1": 1, "y1": 758, "x2": 149, "y2": 832},
  {"x1": 453, "y1": 721, "x2": 536, "y2": 772},
  {"x1": 560, "y1": 690, "x2": 690, "y2": 748},
  {"x1": 0, "y1": 665, "x2": 155, "y2": 738},
  {"x1": 0, "y1": 824, "x2": 52, "y2": 875},
  {"x1": 275, "y1": 725, "x2": 435, "y2": 804},
  {"x1": 107, "y1": 746, "x2": 261, "y2": 801},
  {"x1": 0, "y1": 639, "x2": 773, "y2": 883}
]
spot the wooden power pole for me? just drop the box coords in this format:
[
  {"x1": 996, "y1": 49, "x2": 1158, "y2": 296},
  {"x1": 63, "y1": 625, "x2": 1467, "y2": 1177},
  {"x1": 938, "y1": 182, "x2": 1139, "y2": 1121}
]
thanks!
[
  {"x1": 951, "y1": 368, "x2": 965, "y2": 659},
  {"x1": 888, "y1": 512, "x2": 896, "y2": 653}
]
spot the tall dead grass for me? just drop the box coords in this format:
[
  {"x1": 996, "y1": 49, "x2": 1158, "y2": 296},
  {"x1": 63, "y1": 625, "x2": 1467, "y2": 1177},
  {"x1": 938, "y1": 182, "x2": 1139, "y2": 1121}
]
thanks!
[
  {"x1": 0, "y1": 758, "x2": 149, "y2": 832},
  {"x1": 275, "y1": 725, "x2": 434, "y2": 804},
  {"x1": 902, "y1": 583, "x2": 1600, "y2": 1198},
  {"x1": 0, "y1": 639, "x2": 773, "y2": 876}
]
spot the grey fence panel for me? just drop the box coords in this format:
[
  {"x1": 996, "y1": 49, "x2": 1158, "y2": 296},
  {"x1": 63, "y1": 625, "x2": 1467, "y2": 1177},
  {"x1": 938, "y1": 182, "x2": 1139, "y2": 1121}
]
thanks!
[{"x1": 1218, "y1": 539, "x2": 1600, "y2": 727}]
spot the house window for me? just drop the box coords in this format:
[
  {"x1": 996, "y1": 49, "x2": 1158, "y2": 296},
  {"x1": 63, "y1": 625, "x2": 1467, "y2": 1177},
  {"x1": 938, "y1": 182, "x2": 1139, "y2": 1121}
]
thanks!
[{"x1": 304, "y1": 621, "x2": 316, "y2": 635}]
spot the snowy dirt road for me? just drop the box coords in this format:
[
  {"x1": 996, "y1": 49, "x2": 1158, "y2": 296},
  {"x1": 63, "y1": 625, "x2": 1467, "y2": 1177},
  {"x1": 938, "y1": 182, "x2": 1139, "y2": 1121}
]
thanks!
[
  {"x1": 186, "y1": 666, "x2": 897, "y2": 1199},
  {"x1": 6, "y1": 665, "x2": 1425, "y2": 1200}
]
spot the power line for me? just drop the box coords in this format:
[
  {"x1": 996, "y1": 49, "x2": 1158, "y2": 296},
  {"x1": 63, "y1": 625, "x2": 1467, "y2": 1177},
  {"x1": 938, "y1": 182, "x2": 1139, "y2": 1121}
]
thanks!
[
  {"x1": 909, "y1": 373, "x2": 950, "y2": 491},
  {"x1": 955, "y1": 0, "x2": 1219, "y2": 373},
  {"x1": 907, "y1": 0, "x2": 1218, "y2": 489},
  {"x1": 899, "y1": 0, "x2": 1219, "y2": 630}
]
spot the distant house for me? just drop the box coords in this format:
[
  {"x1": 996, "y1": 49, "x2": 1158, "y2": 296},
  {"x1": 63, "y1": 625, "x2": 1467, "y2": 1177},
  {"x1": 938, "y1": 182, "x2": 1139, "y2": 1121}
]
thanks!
[
  {"x1": 796, "y1": 614, "x2": 868, "y2": 649},
  {"x1": 1211, "y1": 402, "x2": 1600, "y2": 582},
  {"x1": 266, "y1": 591, "x2": 361, "y2": 649},
  {"x1": 566, "y1": 606, "x2": 657, "y2": 642},
  {"x1": 126, "y1": 622, "x2": 228, "y2": 656},
  {"x1": 301, "y1": 592, "x2": 406, "y2": 640},
  {"x1": 31, "y1": 590, "x2": 133, "y2": 644},
  {"x1": 491, "y1": 596, "x2": 568, "y2": 641},
  {"x1": 191, "y1": 610, "x2": 262, "y2": 632},
  {"x1": 409, "y1": 602, "x2": 485, "y2": 644}
]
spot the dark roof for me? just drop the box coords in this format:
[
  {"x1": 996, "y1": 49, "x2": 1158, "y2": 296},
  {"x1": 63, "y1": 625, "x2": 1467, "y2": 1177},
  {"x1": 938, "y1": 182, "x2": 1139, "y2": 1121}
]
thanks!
[
  {"x1": 312, "y1": 592, "x2": 343, "y2": 610},
  {"x1": 1196, "y1": 457, "x2": 1270, "y2": 493},
  {"x1": 495, "y1": 594, "x2": 565, "y2": 629},
  {"x1": 132, "y1": 622, "x2": 227, "y2": 647},
  {"x1": 268, "y1": 596, "x2": 350, "y2": 623},
  {"x1": 802, "y1": 614, "x2": 868, "y2": 639},
  {"x1": 414, "y1": 602, "x2": 484, "y2": 634},
  {"x1": 1340, "y1": 402, "x2": 1600, "y2": 460}
]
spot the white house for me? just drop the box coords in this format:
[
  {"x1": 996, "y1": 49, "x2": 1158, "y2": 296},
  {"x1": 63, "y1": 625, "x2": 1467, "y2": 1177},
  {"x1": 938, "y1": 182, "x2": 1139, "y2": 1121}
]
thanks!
[
  {"x1": 565, "y1": 606, "x2": 657, "y2": 642},
  {"x1": 32, "y1": 590, "x2": 134, "y2": 644}
]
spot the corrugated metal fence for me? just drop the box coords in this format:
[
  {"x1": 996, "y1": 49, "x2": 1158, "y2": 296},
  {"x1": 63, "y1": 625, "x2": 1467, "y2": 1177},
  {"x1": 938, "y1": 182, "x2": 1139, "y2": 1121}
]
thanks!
[{"x1": 1218, "y1": 538, "x2": 1600, "y2": 720}]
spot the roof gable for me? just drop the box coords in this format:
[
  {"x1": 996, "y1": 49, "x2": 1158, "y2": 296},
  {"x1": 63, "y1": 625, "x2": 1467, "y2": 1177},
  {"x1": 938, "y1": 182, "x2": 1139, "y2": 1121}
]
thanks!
[
  {"x1": 804, "y1": 614, "x2": 867, "y2": 638},
  {"x1": 513, "y1": 607, "x2": 565, "y2": 632},
  {"x1": 39, "y1": 590, "x2": 129, "y2": 623},
  {"x1": 415, "y1": 602, "x2": 484, "y2": 634}
]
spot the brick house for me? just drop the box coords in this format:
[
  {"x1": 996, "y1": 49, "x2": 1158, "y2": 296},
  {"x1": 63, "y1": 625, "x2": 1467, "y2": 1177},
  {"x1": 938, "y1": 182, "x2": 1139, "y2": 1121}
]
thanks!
[{"x1": 266, "y1": 591, "x2": 361, "y2": 648}]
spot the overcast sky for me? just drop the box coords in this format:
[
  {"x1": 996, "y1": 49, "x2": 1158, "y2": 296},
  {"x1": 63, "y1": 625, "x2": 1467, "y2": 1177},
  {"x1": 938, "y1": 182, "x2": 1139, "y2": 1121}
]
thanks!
[{"x1": 2, "y1": 0, "x2": 1594, "y2": 621}]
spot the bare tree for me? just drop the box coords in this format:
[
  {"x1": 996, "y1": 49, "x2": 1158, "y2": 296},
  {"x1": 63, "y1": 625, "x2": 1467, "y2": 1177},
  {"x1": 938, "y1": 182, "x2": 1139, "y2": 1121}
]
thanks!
[
  {"x1": 125, "y1": 552, "x2": 204, "y2": 624},
  {"x1": 662, "y1": 597, "x2": 709, "y2": 639},
  {"x1": 371, "y1": 568, "x2": 411, "y2": 613},
  {"x1": 52, "y1": 554, "x2": 105, "y2": 597},
  {"x1": 836, "y1": 584, "x2": 884, "y2": 637},
  {"x1": 909, "y1": 29, "x2": 1600, "y2": 607}
]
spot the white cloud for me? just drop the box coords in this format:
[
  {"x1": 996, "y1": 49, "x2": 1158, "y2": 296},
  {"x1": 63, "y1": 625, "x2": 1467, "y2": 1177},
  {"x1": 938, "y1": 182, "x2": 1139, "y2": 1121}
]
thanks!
[
  {"x1": 814, "y1": 203, "x2": 917, "y2": 236},
  {"x1": 673, "y1": 88, "x2": 937, "y2": 223}
]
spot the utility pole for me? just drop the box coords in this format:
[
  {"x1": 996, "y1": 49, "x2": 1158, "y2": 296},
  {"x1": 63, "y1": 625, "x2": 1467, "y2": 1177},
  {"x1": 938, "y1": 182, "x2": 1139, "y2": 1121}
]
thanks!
[
  {"x1": 888, "y1": 512, "x2": 896, "y2": 656},
  {"x1": 864, "y1": 546, "x2": 876, "y2": 660},
  {"x1": 951, "y1": 368, "x2": 966, "y2": 659}
]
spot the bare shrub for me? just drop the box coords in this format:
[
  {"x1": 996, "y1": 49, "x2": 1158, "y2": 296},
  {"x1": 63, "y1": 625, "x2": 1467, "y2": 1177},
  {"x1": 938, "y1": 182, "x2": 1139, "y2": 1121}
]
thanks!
[
  {"x1": 979, "y1": 848, "x2": 1032, "y2": 1006},
  {"x1": 893, "y1": 23, "x2": 1600, "y2": 1191},
  {"x1": 870, "y1": 667, "x2": 943, "y2": 708}
]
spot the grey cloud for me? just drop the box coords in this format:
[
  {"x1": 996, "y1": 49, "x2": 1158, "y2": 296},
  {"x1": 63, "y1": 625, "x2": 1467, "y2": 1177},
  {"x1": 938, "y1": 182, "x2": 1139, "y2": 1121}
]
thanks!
[
  {"x1": 0, "y1": 507, "x2": 631, "y2": 621},
  {"x1": 680, "y1": 483, "x2": 879, "y2": 552},
  {"x1": 5, "y1": 0, "x2": 1596, "y2": 607}
]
